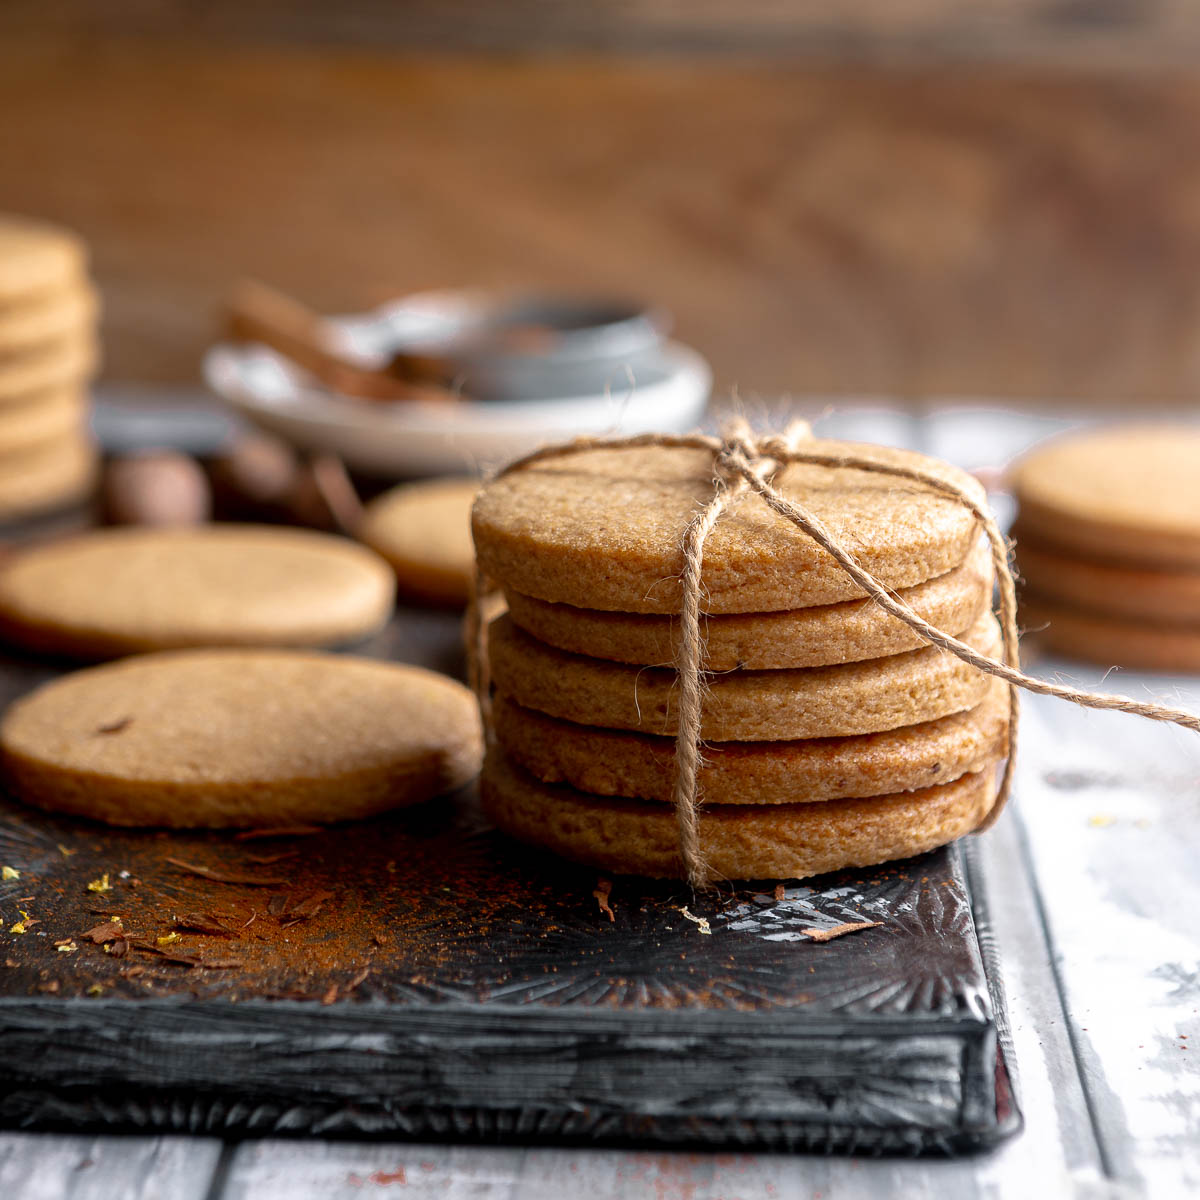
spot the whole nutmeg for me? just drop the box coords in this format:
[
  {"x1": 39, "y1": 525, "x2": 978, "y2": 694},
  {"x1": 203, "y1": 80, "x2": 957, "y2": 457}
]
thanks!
[{"x1": 101, "y1": 450, "x2": 212, "y2": 527}]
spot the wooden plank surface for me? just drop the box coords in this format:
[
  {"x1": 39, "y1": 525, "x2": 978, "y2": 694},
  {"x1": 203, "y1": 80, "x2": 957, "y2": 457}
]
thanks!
[
  {"x1": 0, "y1": 1133, "x2": 222, "y2": 1200},
  {"x1": 926, "y1": 407, "x2": 1200, "y2": 1198},
  {"x1": 6, "y1": 43, "x2": 1200, "y2": 404}
]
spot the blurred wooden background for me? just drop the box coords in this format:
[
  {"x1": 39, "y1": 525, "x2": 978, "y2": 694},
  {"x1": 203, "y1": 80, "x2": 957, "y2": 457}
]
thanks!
[{"x1": 4, "y1": 3, "x2": 1200, "y2": 404}]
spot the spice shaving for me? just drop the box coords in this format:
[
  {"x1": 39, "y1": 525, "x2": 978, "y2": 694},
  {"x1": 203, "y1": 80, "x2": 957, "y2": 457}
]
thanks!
[
  {"x1": 80, "y1": 920, "x2": 125, "y2": 944},
  {"x1": 165, "y1": 858, "x2": 287, "y2": 886},
  {"x1": 592, "y1": 878, "x2": 615, "y2": 923},
  {"x1": 174, "y1": 912, "x2": 236, "y2": 937},
  {"x1": 803, "y1": 921, "x2": 881, "y2": 943},
  {"x1": 233, "y1": 825, "x2": 323, "y2": 841},
  {"x1": 280, "y1": 890, "x2": 334, "y2": 926}
]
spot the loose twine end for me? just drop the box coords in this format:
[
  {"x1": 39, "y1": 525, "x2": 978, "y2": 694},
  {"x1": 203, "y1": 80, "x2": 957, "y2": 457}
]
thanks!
[{"x1": 470, "y1": 424, "x2": 1200, "y2": 890}]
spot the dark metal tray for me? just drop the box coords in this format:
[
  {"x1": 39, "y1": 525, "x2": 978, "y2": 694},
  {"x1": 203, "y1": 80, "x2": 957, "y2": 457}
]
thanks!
[{"x1": 0, "y1": 615, "x2": 1020, "y2": 1154}]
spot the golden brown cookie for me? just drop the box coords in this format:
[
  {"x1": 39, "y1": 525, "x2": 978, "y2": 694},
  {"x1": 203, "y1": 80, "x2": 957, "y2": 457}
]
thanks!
[
  {"x1": 487, "y1": 611, "x2": 999, "y2": 741},
  {"x1": 0, "y1": 285, "x2": 98, "y2": 354},
  {"x1": 505, "y1": 538, "x2": 992, "y2": 669},
  {"x1": 481, "y1": 747, "x2": 996, "y2": 880},
  {"x1": 472, "y1": 439, "x2": 986, "y2": 614},
  {"x1": 493, "y1": 677, "x2": 1009, "y2": 805},
  {"x1": 1010, "y1": 425, "x2": 1200, "y2": 569},
  {"x1": 0, "y1": 650, "x2": 483, "y2": 827},
  {"x1": 0, "y1": 434, "x2": 96, "y2": 520},
  {"x1": 0, "y1": 216, "x2": 88, "y2": 302},
  {"x1": 1022, "y1": 593, "x2": 1200, "y2": 673},
  {"x1": 358, "y1": 477, "x2": 478, "y2": 606},
  {"x1": 0, "y1": 335, "x2": 98, "y2": 403},
  {"x1": 1015, "y1": 529, "x2": 1200, "y2": 625},
  {"x1": 0, "y1": 389, "x2": 87, "y2": 456},
  {"x1": 0, "y1": 525, "x2": 395, "y2": 658}
]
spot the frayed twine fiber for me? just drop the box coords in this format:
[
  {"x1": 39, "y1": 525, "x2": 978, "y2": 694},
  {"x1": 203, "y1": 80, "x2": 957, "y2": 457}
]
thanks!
[{"x1": 468, "y1": 420, "x2": 1200, "y2": 888}]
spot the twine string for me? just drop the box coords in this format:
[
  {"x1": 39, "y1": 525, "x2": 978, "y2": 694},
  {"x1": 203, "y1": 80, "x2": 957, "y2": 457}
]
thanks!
[
  {"x1": 473, "y1": 427, "x2": 1200, "y2": 888},
  {"x1": 670, "y1": 419, "x2": 810, "y2": 882}
]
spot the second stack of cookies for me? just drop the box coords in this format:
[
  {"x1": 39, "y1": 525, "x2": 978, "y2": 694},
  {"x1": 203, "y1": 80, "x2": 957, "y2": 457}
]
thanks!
[
  {"x1": 1012, "y1": 425, "x2": 1200, "y2": 672},
  {"x1": 0, "y1": 215, "x2": 100, "y2": 520},
  {"x1": 472, "y1": 438, "x2": 1010, "y2": 881}
]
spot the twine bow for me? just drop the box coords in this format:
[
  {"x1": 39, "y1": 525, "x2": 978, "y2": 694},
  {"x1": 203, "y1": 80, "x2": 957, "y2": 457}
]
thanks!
[{"x1": 471, "y1": 421, "x2": 1200, "y2": 888}]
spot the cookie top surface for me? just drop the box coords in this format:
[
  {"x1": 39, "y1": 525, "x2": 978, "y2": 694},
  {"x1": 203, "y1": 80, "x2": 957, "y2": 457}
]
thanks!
[
  {"x1": 1011, "y1": 425, "x2": 1200, "y2": 567},
  {"x1": 358, "y1": 478, "x2": 478, "y2": 605},
  {"x1": 0, "y1": 649, "x2": 481, "y2": 792},
  {"x1": 0, "y1": 217, "x2": 88, "y2": 301},
  {"x1": 0, "y1": 525, "x2": 395, "y2": 657},
  {"x1": 472, "y1": 439, "x2": 985, "y2": 613}
]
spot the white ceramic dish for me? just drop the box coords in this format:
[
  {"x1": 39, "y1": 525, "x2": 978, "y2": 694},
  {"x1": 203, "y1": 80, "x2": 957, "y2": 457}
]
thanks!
[{"x1": 204, "y1": 335, "x2": 711, "y2": 477}]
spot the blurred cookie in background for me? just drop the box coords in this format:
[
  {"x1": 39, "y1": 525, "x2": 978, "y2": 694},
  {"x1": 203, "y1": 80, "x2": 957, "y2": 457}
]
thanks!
[
  {"x1": 357, "y1": 477, "x2": 479, "y2": 607},
  {"x1": 0, "y1": 215, "x2": 101, "y2": 520},
  {"x1": 0, "y1": 525, "x2": 395, "y2": 659},
  {"x1": 1011, "y1": 424, "x2": 1200, "y2": 671}
]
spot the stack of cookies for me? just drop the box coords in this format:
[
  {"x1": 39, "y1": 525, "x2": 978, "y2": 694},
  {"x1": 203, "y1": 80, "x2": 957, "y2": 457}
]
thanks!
[
  {"x1": 1013, "y1": 424, "x2": 1200, "y2": 672},
  {"x1": 0, "y1": 215, "x2": 100, "y2": 520},
  {"x1": 472, "y1": 439, "x2": 1010, "y2": 881}
]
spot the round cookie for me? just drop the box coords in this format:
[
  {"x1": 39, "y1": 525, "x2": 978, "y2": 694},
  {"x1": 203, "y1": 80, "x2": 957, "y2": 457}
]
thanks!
[
  {"x1": 1010, "y1": 425, "x2": 1200, "y2": 569},
  {"x1": 0, "y1": 335, "x2": 97, "y2": 403},
  {"x1": 493, "y1": 678, "x2": 1009, "y2": 805},
  {"x1": 1015, "y1": 529, "x2": 1200, "y2": 625},
  {"x1": 481, "y1": 748, "x2": 996, "y2": 880},
  {"x1": 1022, "y1": 594, "x2": 1200, "y2": 673},
  {"x1": 0, "y1": 216, "x2": 87, "y2": 302},
  {"x1": 0, "y1": 649, "x2": 483, "y2": 827},
  {"x1": 0, "y1": 525, "x2": 396, "y2": 658},
  {"x1": 0, "y1": 286, "x2": 98, "y2": 354},
  {"x1": 0, "y1": 435, "x2": 96, "y2": 520},
  {"x1": 487, "y1": 611, "x2": 1000, "y2": 741},
  {"x1": 472, "y1": 439, "x2": 986, "y2": 614},
  {"x1": 0, "y1": 389, "x2": 87, "y2": 456},
  {"x1": 505, "y1": 538, "x2": 992, "y2": 669},
  {"x1": 358, "y1": 477, "x2": 478, "y2": 606}
]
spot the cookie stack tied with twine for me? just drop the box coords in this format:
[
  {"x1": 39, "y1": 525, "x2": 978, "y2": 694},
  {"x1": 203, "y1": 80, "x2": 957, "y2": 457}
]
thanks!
[
  {"x1": 470, "y1": 422, "x2": 1200, "y2": 886},
  {"x1": 471, "y1": 421, "x2": 1008, "y2": 885},
  {"x1": 1013, "y1": 425, "x2": 1200, "y2": 672},
  {"x1": 0, "y1": 215, "x2": 100, "y2": 519}
]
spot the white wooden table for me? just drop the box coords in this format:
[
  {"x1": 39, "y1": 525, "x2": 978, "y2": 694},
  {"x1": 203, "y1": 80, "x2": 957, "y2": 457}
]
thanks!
[{"x1": 1, "y1": 403, "x2": 1197, "y2": 1199}]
